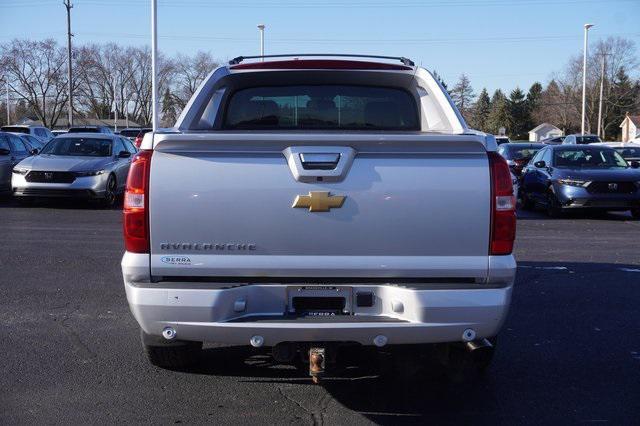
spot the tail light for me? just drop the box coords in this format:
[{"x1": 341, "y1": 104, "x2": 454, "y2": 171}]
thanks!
[
  {"x1": 123, "y1": 150, "x2": 152, "y2": 253},
  {"x1": 134, "y1": 135, "x2": 143, "y2": 148},
  {"x1": 488, "y1": 151, "x2": 516, "y2": 255}
]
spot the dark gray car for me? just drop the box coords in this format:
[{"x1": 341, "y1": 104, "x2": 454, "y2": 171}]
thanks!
[{"x1": 0, "y1": 131, "x2": 35, "y2": 194}]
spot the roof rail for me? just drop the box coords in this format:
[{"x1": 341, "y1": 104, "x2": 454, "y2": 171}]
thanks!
[{"x1": 228, "y1": 53, "x2": 415, "y2": 67}]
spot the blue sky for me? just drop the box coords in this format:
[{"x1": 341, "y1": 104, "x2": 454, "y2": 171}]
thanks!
[{"x1": 1, "y1": 0, "x2": 639, "y2": 95}]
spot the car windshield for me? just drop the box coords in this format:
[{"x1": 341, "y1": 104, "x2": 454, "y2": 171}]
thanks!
[
  {"x1": 554, "y1": 148, "x2": 628, "y2": 169},
  {"x1": 615, "y1": 147, "x2": 640, "y2": 159},
  {"x1": 224, "y1": 85, "x2": 419, "y2": 130},
  {"x1": 40, "y1": 137, "x2": 112, "y2": 157},
  {"x1": 576, "y1": 135, "x2": 602, "y2": 144},
  {"x1": 508, "y1": 146, "x2": 540, "y2": 160}
]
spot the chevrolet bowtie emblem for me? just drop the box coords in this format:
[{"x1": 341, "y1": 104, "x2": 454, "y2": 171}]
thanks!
[{"x1": 292, "y1": 191, "x2": 346, "y2": 212}]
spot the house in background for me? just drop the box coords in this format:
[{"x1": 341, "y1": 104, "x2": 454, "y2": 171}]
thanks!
[
  {"x1": 620, "y1": 114, "x2": 640, "y2": 142},
  {"x1": 528, "y1": 123, "x2": 563, "y2": 142}
]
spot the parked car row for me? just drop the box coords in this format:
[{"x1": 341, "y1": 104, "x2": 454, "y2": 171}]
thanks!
[
  {"x1": 1, "y1": 132, "x2": 138, "y2": 207},
  {"x1": 498, "y1": 140, "x2": 640, "y2": 218}
]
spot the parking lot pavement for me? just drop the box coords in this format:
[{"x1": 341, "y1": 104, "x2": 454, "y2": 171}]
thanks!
[{"x1": 1, "y1": 199, "x2": 640, "y2": 425}]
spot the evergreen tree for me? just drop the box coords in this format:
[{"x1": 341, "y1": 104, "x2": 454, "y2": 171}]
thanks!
[
  {"x1": 526, "y1": 82, "x2": 543, "y2": 128},
  {"x1": 486, "y1": 89, "x2": 512, "y2": 135},
  {"x1": 161, "y1": 88, "x2": 178, "y2": 127},
  {"x1": 508, "y1": 87, "x2": 529, "y2": 140},
  {"x1": 450, "y1": 74, "x2": 475, "y2": 121},
  {"x1": 607, "y1": 67, "x2": 640, "y2": 140},
  {"x1": 432, "y1": 70, "x2": 448, "y2": 91},
  {"x1": 471, "y1": 88, "x2": 491, "y2": 131}
]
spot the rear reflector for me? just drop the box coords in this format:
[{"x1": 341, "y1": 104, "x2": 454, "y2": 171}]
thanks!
[
  {"x1": 230, "y1": 59, "x2": 412, "y2": 71},
  {"x1": 123, "y1": 150, "x2": 152, "y2": 253},
  {"x1": 488, "y1": 151, "x2": 516, "y2": 255}
]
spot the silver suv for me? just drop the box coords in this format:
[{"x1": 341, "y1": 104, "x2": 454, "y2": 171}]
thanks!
[{"x1": 1, "y1": 125, "x2": 54, "y2": 144}]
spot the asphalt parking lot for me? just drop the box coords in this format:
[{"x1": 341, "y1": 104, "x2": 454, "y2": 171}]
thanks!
[{"x1": 1, "y1": 199, "x2": 639, "y2": 424}]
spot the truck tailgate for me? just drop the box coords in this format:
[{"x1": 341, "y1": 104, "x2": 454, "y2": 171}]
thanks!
[{"x1": 148, "y1": 133, "x2": 491, "y2": 280}]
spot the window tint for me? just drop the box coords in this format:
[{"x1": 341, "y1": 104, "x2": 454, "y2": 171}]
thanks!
[
  {"x1": 40, "y1": 138, "x2": 113, "y2": 157},
  {"x1": 224, "y1": 85, "x2": 419, "y2": 130},
  {"x1": 0, "y1": 135, "x2": 10, "y2": 151},
  {"x1": 554, "y1": 148, "x2": 627, "y2": 169},
  {"x1": 542, "y1": 149, "x2": 552, "y2": 164},
  {"x1": 1, "y1": 126, "x2": 29, "y2": 134},
  {"x1": 8, "y1": 135, "x2": 28, "y2": 154},
  {"x1": 34, "y1": 128, "x2": 46, "y2": 137},
  {"x1": 531, "y1": 149, "x2": 545, "y2": 164},
  {"x1": 123, "y1": 139, "x2": 137, "y2": 154},
  {"x1": 113, "y1": 138, "x2": 126, "y2": 155}
]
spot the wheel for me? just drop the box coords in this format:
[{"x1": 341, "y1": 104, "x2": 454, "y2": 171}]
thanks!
[
  {"x1": 141, "y1": 329, "x2": 202, "y2": 369},
  {"x1": 631, "y1": 208, "x2": 640, "y2": 220},
  {"x1": 101, "y1": 174, "x2": 117, "y2": 208},
  {"x1": 520, "y1": 191, "x2": 535, "y2": 210},
  {"x1": 545, "y1": 191, "x2": 562, "y2": 218}
]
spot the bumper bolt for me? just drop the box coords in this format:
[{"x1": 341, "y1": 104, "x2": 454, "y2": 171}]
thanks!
[
  {"x1": 462, "y1": 328, "x2": 476, "y2": 342},
  {"x1": 250, "y1": 335, "x2": 264, "y2": 347}
]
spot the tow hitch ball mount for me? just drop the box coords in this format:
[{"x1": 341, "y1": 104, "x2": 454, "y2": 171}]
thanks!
[{"x1": 309, "y1": 347, "x2": 326, "y2": 384}]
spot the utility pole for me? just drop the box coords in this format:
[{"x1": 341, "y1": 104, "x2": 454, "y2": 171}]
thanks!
[
  {"x1": 597, "y1": 53, "x2": 607, "y2": 138},
  {"x1": 64, "y1": 0, "x2": 74, "y2": 127},
  {"x1": 151, "y1": 0, "x2": 159, "y2": 131},
  {"x1": 5, "y1": 78, "x2": 9, "y2": 125},
  {"x1": 257, "y1": 24, "x2": 265, "y2": 60},
  {"x1": 581, "y1": 23, "x2": 594, "y2": 136}
]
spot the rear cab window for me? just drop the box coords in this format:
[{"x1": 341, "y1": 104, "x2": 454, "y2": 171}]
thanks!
[
  {"x1": 222, "y1": 85, "x2": 419, "y2": 130},
  {"x1": 1, "y1": 126, "x2": 29, "y2": 134}
]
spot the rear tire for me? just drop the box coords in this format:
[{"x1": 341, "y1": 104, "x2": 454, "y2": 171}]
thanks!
[
  {"x1": 520, "y1": 191, "x2": 535, "y2": 210},
  {"x1": 141, "y1": 330, "x2": 202, "y2": 369},
  {"x1": 101, "y1": 174, "x2": 117, "y2": 208},
  {"x1": 546, "y1": 191, "x2": 562, "y2": 218}
]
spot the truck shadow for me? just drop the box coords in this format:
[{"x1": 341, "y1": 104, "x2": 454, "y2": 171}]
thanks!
[{"x1": 181, "y1": 261, "x2": 640, "y2": 424}]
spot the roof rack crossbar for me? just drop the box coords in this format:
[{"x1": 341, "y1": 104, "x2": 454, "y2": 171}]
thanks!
[{"x1": 228, "y1": 53, "x2": 415, "y2": 67}]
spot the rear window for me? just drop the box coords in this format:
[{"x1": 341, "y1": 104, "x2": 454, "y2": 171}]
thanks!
[
  {"x1": 1, "y1": 126, "x2": 29, "y2": 134},
  {"x1": 223, "y1": 85, "x2": 419, "y2": 130},
  {"x1": 507, "y1": 146, "x2": 540, "y2": 160},
  {"x1": 68, "y1": 127, "x2": 99, "y2": 133},
  {"x1": 576, "y1": 135, "x2": 602, "y2": 144},
  {"x1": 616, "y1": 147, "x2": 640, "y2": 159},
  {"x1": 119, "y1": 129, "x2": 141, "y2": 137}
]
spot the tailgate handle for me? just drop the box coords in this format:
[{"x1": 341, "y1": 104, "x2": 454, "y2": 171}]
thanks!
[{"x1": 299, "y1": 153, "x2": 341, "y2": 170}]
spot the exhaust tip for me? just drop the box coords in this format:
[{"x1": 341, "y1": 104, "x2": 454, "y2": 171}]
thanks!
[
  {"x1": 250, "y1": 335, "x2": 264, "y2": 347},
  {"x1": 162, "y1": 327, "x2": 177, "y2": 340}
]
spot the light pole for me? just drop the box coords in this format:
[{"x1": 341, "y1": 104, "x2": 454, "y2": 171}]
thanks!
[
  {"x1": 581, "y1": 23, "x2": 594, "y2": 136},
  {"x1": 151, "y1": 0, "x2": 159, "y2": 131},
  {"x1": 597, "y1": 52, "x2": 608, "y2": 138},
  {"x1": 5, "y1": 78, "x2": 9, "y2": 125},
  {"x1": 64, "y1": 0, "x2": 74, "y2": 127},
  {"x1": 257, "y1": 24, "x2": 265, "y2": 60}
]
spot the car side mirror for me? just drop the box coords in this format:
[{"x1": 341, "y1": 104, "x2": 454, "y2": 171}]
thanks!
[
  {"x1": 118, "y1": 150, "x2": 131, "y2": 158},
  {"x1": 30, "y1": 148, "x2": 39, "y2": 155},
  {"x1": 630, "y1": 161, "x2": 640, "y2": 169},
  {"x1": 534, "y1": 160, "x2": 546, "y2": 169},
  {"x1": 0, "y1": 148, "x2": 10, "y2": 155}
]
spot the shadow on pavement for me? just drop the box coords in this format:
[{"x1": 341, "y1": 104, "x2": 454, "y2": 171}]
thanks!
[{"x1": 169, "y1": 261, "x2": 640, "y2": 424}]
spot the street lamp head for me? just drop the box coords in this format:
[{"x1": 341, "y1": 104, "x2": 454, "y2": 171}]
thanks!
[
  {"x1": 257, "y1": 24, "x2": 265, "y2": 30},
  {"x1": 584, "y1": 23, "x2": 594, "y2": 30}
]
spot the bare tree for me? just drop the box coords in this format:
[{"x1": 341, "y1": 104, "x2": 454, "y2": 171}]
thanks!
[
  {"x1": 0, "y1": 39, "x2": 68, "y2": 127},
  {"x1": 173, "y1": 51, "x2": 217, "y2": 109}
]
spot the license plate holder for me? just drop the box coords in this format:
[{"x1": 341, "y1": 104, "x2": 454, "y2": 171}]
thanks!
[{"x1": 287, "y1": 286, "x2": 352, "y2": 316}]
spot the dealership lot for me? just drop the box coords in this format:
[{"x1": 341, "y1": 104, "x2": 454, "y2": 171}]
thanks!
[{"x1": 1, "y1": 201, "x2": 639, "y2": 424}]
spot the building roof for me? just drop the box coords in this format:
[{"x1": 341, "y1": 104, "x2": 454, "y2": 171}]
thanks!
[
  {"x1": 620, "y1": 115, "x2": 640, "y2": 128},
  {"x1": 17, "y1": 117, "x2": 142, "y2": 129},
  {"x1": 529, "y1": 122, "x2": 561, "y2": 133}
]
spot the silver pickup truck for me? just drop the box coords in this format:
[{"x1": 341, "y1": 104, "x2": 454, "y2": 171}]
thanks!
[{"x1": 121, "y1": 55, "x2": 516, "y2": 381}]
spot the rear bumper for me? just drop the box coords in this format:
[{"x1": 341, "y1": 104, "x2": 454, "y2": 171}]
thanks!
[{"x1": 123, "y1": 252, "x2": 515, "y2": 346}]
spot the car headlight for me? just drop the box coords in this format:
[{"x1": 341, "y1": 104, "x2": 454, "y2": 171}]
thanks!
[
  {"x1": 75, "y1": 170, "x2": 106, "y2": 177},
  {"x1": 12, "y1": 167, "x2": 29, "y2": 175},
  {"x1": 556, "y1": 178, "x2": 589, "y2": 187}
]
